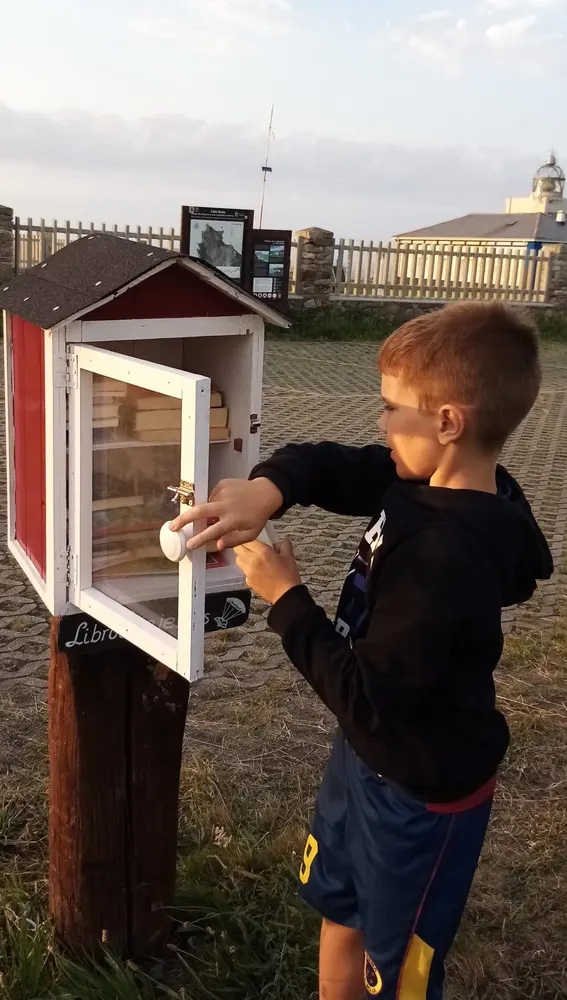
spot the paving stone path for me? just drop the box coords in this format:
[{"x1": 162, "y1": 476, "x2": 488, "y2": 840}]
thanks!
[{"x1": 1, "y1": 341, "x2": 566, "y2": 697}]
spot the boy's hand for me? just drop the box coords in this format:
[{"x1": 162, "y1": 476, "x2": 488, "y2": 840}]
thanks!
[
  {"x1": 234, "y1": 539, "x2": 301, "y2": 605},
  {"x1": 169, "y1": 477, "x2": 283, "y2": 552}
]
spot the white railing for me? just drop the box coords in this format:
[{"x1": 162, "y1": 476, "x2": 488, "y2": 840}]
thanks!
[
  {"x1": 13, "y1": 218, "x2": 553, "y2": 304},
  {"x1": 330, "y1": 240, "x2": 551, "y2": 304},
  {"x1": 13, "y1": 218, "x2": 179, "y2": 270}
]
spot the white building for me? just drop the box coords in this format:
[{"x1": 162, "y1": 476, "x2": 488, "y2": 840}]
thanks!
[
  {"x1": 506, "y1": 153, "x2": 567, "y2": 219},
  {"x1": 396, "y1": 154, "x2": 567, "y2": 250}
]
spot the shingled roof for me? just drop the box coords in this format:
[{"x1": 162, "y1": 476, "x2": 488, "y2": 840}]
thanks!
[
  {"x1": 0, "y1": 232, "x2": 290, "y2": 329},
  {"x1": 0, "y1": 234, "x2": 179, "y2": 329},
  {"x1": 396, "y1": 213, "x2": 567, "y2": 243}
]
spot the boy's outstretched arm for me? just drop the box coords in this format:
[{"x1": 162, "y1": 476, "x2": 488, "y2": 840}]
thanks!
[
  {"x1": 250, "y1": 441, "x2": 396, "y2": 518},
  {"x1": 171, "y1": 442, "x2": 396, "y2": 552}
]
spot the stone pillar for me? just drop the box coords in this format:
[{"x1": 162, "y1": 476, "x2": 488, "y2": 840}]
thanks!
[
  {"x1": 0, "y1": 205, "x2": 14, "y2": 283},
  {"x1": 295, "y1": 227, "x2": 335, "y2": 305},
  {"x1": 547, "y1": 245, "x2": 567, "y2": 310}
]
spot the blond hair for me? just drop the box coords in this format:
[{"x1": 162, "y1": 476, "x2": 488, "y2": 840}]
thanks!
[{"x1": 378, "y1": 302, "x2": 541, "y2": 449}]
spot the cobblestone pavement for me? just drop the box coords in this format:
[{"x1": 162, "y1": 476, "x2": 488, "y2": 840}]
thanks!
[{"x1": 1, "y1": 341, "x2": 566, "y2": 696}]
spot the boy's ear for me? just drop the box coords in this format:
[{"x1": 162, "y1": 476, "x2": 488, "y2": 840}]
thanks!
[{"x1": 437, "y1": 403, "x2": 466, "y2": 445}]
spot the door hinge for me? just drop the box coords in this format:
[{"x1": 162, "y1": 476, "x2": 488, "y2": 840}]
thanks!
[
  {"x1": 66, "y1": 353, "x2": 78, "y2": 392},
  {"x1": 250, "y1": 413, "x2": 261, "y2": 434},
  {"x1": 65, "y1": 546, "x2": 77, "y2": 589}
]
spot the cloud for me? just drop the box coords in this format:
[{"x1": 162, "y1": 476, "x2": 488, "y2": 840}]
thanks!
[
  {"x1": 386, "y1": 0, "x2": 561, "y2": 70},
  {"x1": 486, "y1": 13, "x2": 562, "y2": 44},
  {"x1": 385, "y1": 16, "x2": 472, "y2": 72},
  {"x1": 133, "y1": 18, "x2": 180, "y2": 41},
  {"x1": 132, "y1": 0, "x2": 292, "y2": 52},
  {"x1": 415, "y1": 9, "x2": 452, "y2": 22},
  {"x1": 483, "y1": 0, "x2": 521, "y2": 8},
  {"x1": 0, "y1": 102, "x2": 542, "y2": 240},
  {"x1": 482, "y1": 0, "x2": 562, "y2": 8},
  {"x1": 486, "y1": 14, "x2": 537, "y2": 43},
  {"x1": 191, "y1": 0, "x2": 290, "y2": 29},
  {"x1": 132, "y1": 16, "x2": 230, "y2": 54}
]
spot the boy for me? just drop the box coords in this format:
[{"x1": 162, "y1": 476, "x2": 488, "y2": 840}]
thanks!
[{"x1": 171, "y1": 302, "x2": 553, "y2": 999}]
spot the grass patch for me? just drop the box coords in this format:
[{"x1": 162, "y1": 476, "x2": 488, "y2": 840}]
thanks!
[
  {"x1": 536, "y1": 311, "x2": 567, "y2": 342},
  {"x1": 0, "y1": 883, "x2": 55, "y2": 1000},
  {"x1": 268, "y1": 304, "x2": 567, "y2": 343},
  {"x1": 268, "y1": 306, "x2": 397, "y2": 342},
  {"x1": 0, "y1": 620, "x2": 566, "y2": 997}
]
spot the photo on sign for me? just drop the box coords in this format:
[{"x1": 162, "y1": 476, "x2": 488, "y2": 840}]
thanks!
[
  {"x1": 254, "y1": 249, "x2": 270, "y2": 265},
  {"x1": 269, "y1": 243, "x2": 285, "y2": 264},
  {"x1": 189, "y1": 219, "x2": 244, "y2": 279},
  {"x1": 253, "y1": 277, "x2": 274, "y2": 294},
  {"x1": 269, "y1": 263, "x2": 284, "y2": 277}
]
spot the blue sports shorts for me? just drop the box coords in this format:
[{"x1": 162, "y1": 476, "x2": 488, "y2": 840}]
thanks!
[{"x1": 298, "y1": 731, "x2": 494, "y2": 999}]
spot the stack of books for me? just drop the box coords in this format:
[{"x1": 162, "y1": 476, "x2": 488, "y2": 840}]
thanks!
[
  {"x1": 92, "y1": 376, "x2": 126, "y2": 429},
  {"x1": 131, "y1": 386, "x2": 229, "y2": 444},
  {"x1": 88, "y1": 380, "x2": 231, "y2": 583},
  {"x1": 134, "y1": 395, "x2": 182, "y2": 443},
  {"x1": 92, "y1": 519, "x2": 229, "y2": 578},
  {"x1": 64, "y1": 376, "x2": 124, "y2": 431},
  {"x1": 92, "y1": 520, "x2": 165, "y2": 578},
  {"x1": 77, "y1": 377, "x2": 229, "y2": 443},
  {"x1": 209, "y1": 388, "x2": 229, "y2": 442}
]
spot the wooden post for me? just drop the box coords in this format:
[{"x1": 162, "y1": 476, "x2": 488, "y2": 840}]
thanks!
[
  {"x1": 0, "y1": 203, "x2": 14, "y2": 282},
  {"x1": 48, "y1": 617, "x2": 190, "y2": 957}
]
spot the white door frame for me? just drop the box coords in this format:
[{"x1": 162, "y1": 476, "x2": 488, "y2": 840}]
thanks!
[
  {"x1": 68, "y1": 344, "x2": 210, "y2": 680},
  {"x1": 70, "y1": 315, "x2": 249, "y2": 343}
]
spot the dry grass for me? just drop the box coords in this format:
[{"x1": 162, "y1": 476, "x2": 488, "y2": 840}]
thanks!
[{"x1": 0, "y1": 611, "x2": 566, "y2": 998}]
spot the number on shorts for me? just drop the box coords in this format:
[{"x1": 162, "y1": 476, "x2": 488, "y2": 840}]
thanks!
[{"x1": 299, "y1": 834, "x2": 319, "y2": 885}]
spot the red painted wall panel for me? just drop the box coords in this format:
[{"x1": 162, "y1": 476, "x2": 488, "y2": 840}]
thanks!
[
  {"x1": 85, "y1": 264, "x2": 244, "y2": 321},
  {"x1": 11, "y1": 316, "x2": 46, "y2": 579}
]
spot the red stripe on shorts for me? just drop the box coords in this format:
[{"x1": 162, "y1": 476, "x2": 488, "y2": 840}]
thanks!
[{"x1": 427, "y1": 776, "x2": 497, "y2": 814}]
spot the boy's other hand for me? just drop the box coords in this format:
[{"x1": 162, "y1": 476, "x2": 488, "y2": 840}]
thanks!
[
  {"x1": 169, "y1": 477, "x2": 283, "y2": 552},
  {"x1": 234, "y1": 539, "x2": 301, "y2": 605}
]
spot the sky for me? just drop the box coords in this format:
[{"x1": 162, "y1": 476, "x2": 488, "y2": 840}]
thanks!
[{"x1": 1, "y1": 0, "x2": 566, "y2": 239}]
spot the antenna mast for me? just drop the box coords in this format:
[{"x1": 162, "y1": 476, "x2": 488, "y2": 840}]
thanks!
[{"x1": 259, "y1": 104, "x2": 274, "y2": 229}]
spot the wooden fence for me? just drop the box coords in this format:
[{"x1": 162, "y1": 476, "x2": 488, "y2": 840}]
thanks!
[
  {"x1": 330, "y1": 240, "x2": 552, "y2": 304},
  {"x1": 13, "y1": 218, "x2": 553, "y2": 304},
  {"x1": 13, "y1": 218, "x2": 179, "y2": 269}
]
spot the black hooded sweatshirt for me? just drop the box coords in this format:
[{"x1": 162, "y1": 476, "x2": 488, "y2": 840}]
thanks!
[{"x1": 250, "y1": 442, "x2": 553, "y2": 803}]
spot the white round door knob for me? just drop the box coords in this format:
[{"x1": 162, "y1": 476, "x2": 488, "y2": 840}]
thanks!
[{"x1": 160, "y1": 521, "x2": 191, "y2": 562}]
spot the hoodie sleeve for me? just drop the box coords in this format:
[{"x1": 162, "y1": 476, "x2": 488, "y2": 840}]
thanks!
[
  {"x1": 267, "y1": 526, "x2": 501, "y2": 742},
  {"x1": 249, "y1": 442, "x2": 397, "y2": 518}
]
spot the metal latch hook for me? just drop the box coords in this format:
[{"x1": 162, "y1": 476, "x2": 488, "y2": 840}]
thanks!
[{"x1": 167, "y1": 481, "x2": 195, "y2": 506}]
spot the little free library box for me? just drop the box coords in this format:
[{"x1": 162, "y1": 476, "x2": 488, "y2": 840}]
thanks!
[
  {"x1": 0, "y1": 234, "x2": 291, "y2": 957},
  {"x1": 0, "y1": 234, "x2": 290, "y2": 681}
]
